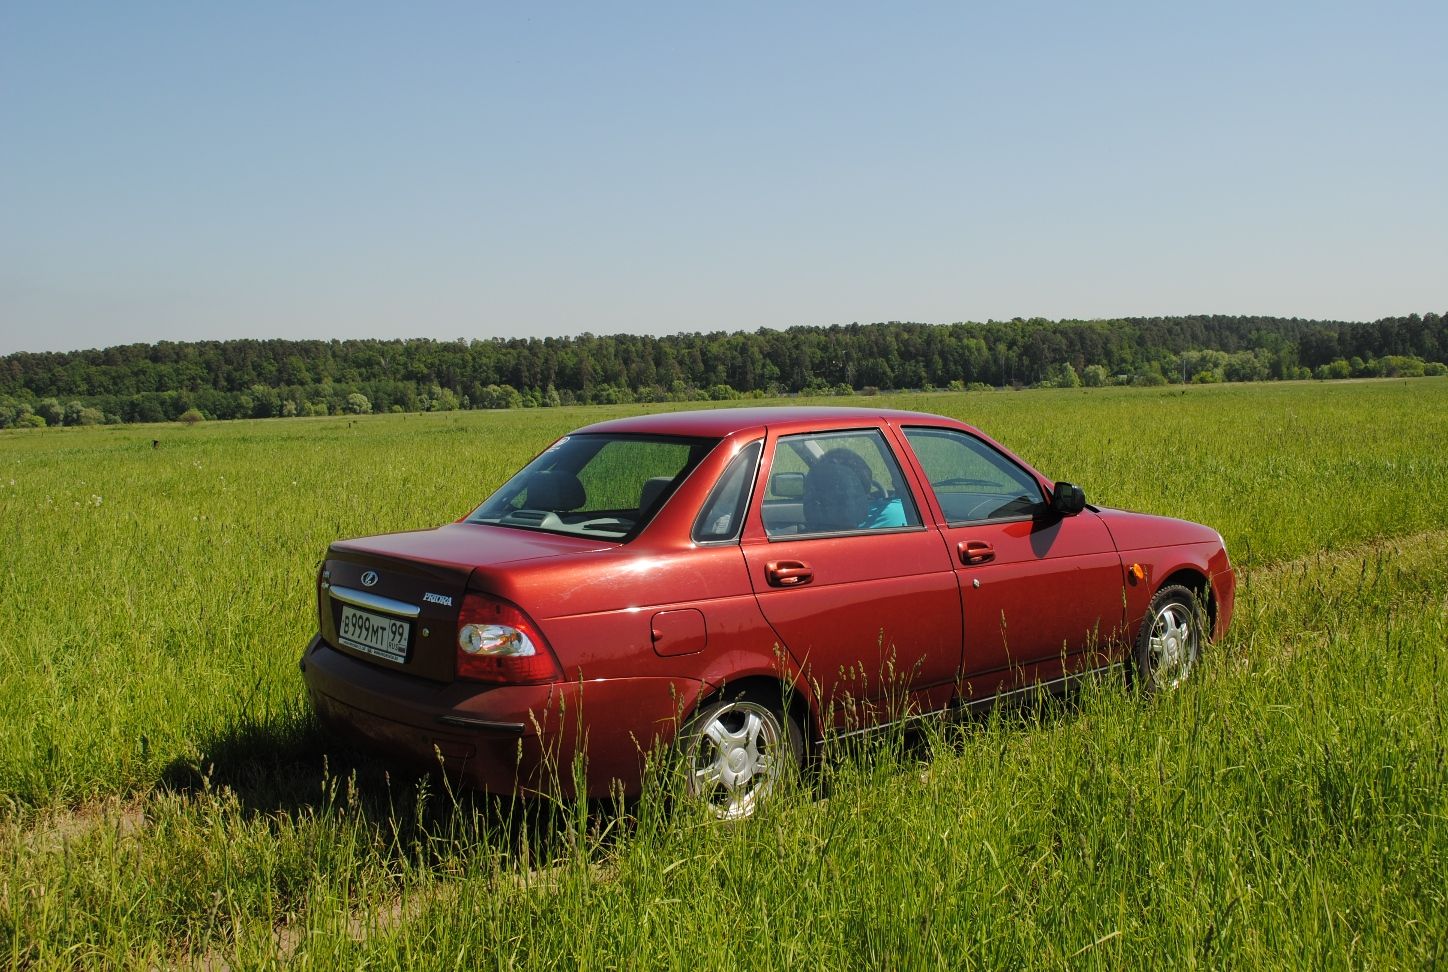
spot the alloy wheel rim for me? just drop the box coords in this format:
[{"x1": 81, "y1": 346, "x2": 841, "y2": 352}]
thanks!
[
  {"x1": 689, "y1": 701, "x2": 783, "y2": 820},
  {"x1": 1148, "y1": 603, "x2": 1198, "y2": 690}
]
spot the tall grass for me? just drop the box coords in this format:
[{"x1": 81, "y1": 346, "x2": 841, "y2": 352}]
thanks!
[{"x1": 1, "y1": 379, "x2": 1446, "y2": 967}]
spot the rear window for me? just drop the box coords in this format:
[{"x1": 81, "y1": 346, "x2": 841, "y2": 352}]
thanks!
[{"x1": 469, "y1": 434, "x2": 717, "y2": 540}]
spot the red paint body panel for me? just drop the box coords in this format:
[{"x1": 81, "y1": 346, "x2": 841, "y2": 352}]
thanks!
[
  {"x1": 742, "y1": 528, "x2": 961, "y2": 727},
  {"x1": 1094, "y1": 508, "x2": 1236, "y2": 642},
  {"x1": 335, "y1": 522, "x2": 611, "y2": 567},
  {"x1": 301, "y1": 406, "x2": 1236, "y2": 799},
  {"x1": 938, "y1": 511, "x2": 1124, "y2": 699},
  {"x1": 651, "y1": 609, "x2": 708, "y2": 657},
  {"x1": 305, "y1": 633, "x2": 703, "y2": 797}
]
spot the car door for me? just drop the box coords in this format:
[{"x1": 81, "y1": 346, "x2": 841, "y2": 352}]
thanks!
[
  {"x1": 740, "y1": 427, "x2": 962, "y2": 732},
  {"x1": 898, "y1": 426, "x2": 1124, "y2": 702}
]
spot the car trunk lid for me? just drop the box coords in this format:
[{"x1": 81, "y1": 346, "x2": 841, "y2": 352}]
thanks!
[{"x1": 319, "y1": 523, "x2": 610, "y2": 682}]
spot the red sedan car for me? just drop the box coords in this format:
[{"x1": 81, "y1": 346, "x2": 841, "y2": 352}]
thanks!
[{"x1": 302, "y1": 407, "x2": 1234, "y2": 818}]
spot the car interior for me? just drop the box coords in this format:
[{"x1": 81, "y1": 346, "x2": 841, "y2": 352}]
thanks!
[
  {"x1": 760, "y1": 431, "x2": 920, "y2": 536},
  {"x1": 472, "y1": 435, "x2": 715, "y2": 540}
]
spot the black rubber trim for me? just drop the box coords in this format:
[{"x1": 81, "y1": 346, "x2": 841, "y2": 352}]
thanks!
[{"x1": 435, "y1": 715, "x2": 527, "y2": 735}]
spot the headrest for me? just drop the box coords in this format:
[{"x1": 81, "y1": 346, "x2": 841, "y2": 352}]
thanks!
[
  {"x1": 525, "y1": 470, "x2": 586, "y2": 512},
  {"x1": 638, "y1": 476, "x2": 673, "y2": 513},
  {"x1": 770, "y1": 471, "x2": 805, "y2": 499},
  {"x1": 803, "y1": 457, "x2": 869, "y2": 532}
]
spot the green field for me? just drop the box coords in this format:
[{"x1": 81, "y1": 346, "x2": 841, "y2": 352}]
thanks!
[{"x1": 2, "y1": 380, "x2": 1446, "y2": 968}]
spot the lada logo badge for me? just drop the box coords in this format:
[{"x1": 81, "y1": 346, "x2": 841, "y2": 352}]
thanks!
[{"x1": 361, "y1": 570, "x2": 379, "y2": 588}]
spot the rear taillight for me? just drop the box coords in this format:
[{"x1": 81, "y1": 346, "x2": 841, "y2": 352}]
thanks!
[{"x1": 456, "y1": 592, "x2": 562, "y2": 684}]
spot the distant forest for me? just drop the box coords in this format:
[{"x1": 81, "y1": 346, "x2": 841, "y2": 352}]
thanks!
[{"x1": 1, "y1": 312, "x2": 1445, "y2": 427}]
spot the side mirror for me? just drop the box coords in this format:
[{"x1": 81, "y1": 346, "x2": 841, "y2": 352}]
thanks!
[{"x1": 1050, "y1": 482, "x2": 1086, "y2": 516}]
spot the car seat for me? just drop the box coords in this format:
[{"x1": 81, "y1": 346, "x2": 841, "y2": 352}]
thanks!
[
  {"x1": 803, "y1": 455, "x2": 870, "y2": 532},
  {"x1": 525, "y1": 470, "x2": 586, "y2": 511}
]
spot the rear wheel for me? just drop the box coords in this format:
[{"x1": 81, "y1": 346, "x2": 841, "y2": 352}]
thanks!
[
  {"x1": 1134, "y1": 584, "x2": 1205, "y2": 693},
  {"x1": 680, "y1": 691, "x2": 803, "y2": 820}
]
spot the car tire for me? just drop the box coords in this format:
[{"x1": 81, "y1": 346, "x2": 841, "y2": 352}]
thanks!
[
  {"x1": 679, "y1": 690, "x2": 803, "y2": 820},
  {"x1": 1133, "y1": 584, "x2": 1206, "y2": 693}
]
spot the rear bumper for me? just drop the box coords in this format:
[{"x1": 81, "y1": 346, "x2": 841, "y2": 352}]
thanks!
[{"x1": 300, "y1": 635, "x2": 702, "y2": 798}]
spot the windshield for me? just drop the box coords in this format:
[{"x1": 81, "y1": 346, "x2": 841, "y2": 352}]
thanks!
[{"x1": 468, "y1": 434, "x2": 718, "y2": 540}]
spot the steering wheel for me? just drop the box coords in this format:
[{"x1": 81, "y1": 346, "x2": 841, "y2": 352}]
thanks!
[
  {"x1": 963, "y1": 494, "x2": 1035, "y2": 521},
  {"x1": 963, "y1": 497, "x2": 1002, "y2": 520}
]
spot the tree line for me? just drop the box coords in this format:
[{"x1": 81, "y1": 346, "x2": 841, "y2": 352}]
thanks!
[{"x1": 1, "y1": 312, "x2": 1444, "y2": 427}]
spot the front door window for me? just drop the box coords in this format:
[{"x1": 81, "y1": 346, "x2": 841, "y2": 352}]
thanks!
[{"x1": 904, "y1": 427, "x2": 1042, "y2": 523}]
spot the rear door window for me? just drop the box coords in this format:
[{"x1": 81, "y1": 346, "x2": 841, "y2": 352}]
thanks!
[{"x1": 763, "y1": 429, "x2": 922, "y2": 538}]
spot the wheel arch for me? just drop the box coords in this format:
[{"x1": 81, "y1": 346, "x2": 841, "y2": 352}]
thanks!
[
  {"x1": 689, "y1": 673, "x2": 818, "y2": 754},
  {"x1": 1157, "y1": 567, "x2": 1217, "y2": 637}
]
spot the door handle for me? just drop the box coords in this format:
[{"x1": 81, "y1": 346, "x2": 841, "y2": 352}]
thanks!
[
  {"x1": 958, "y1": 540, "x2": 995, "y2": 565},
  {"x1": 765, "y1": 560, "x2": 814, "y2": 587}
]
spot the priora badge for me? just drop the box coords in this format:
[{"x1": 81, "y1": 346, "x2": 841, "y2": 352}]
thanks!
[{"x1": 361, "y1": 570, "x2": 379, "y2": 588}]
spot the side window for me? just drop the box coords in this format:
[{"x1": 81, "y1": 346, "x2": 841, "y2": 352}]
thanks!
[
  {"x1": 692, "y1": 440, "x2": 762, "y2": 543},
  {"x1": 763, "y1": 429, "x2": 922, "y2": 538},
  {"x1": 904, "y1": 427, "x2": 1043, "y2": 523}
]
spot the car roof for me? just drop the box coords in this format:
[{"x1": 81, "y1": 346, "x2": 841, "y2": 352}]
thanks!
[{"x1": 573, "y1": 405, "x2": 969, "y2": 439}]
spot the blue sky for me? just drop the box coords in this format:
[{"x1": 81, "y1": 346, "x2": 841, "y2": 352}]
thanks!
[{"x1": 2, "y1": 1, "x2": 1444, "y2": 354}]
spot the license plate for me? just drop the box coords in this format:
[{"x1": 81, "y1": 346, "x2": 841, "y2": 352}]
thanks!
[{"x1": 338, "y1": 605, "x2": 411, "y2": 663}]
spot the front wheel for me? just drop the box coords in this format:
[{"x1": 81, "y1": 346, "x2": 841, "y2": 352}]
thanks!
[
  {"x1": 680, "y1": 692, "x2": 803, "y2": 820},
  {"x1": 1134, "y1": 584, "x2": 1205, "y2": 693}
]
